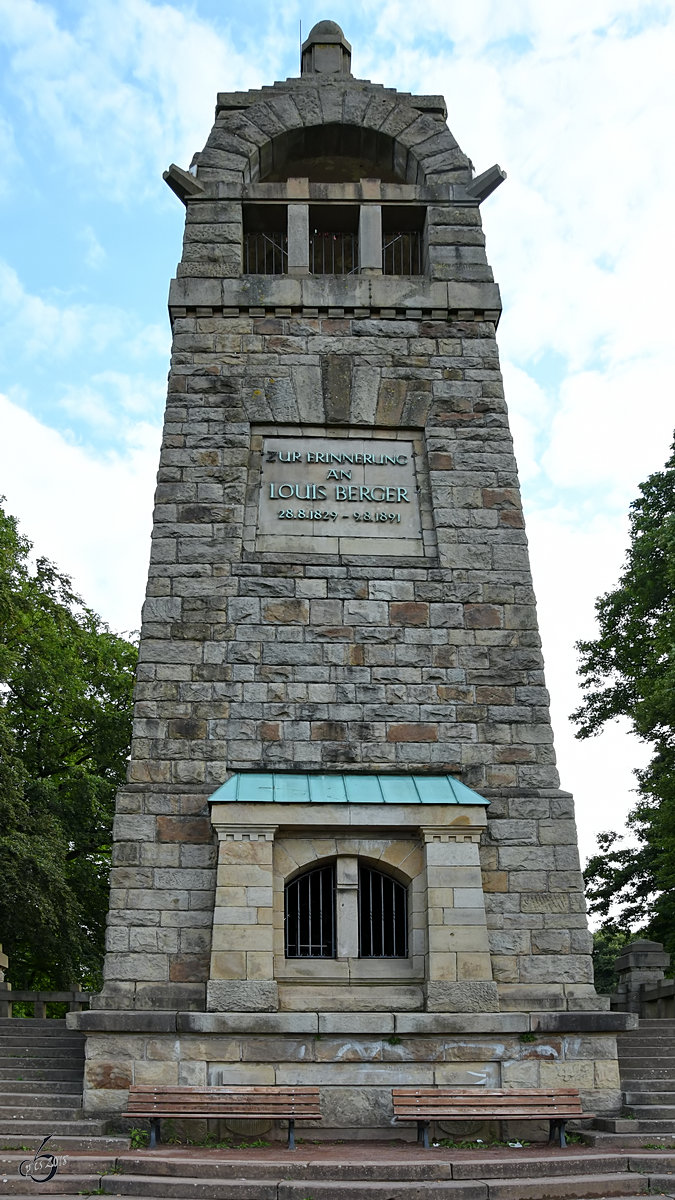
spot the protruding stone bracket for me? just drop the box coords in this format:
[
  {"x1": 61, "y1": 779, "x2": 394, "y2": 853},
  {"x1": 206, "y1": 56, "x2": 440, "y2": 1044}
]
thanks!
[
  {"x1": 163, "y1": 163, "x2": 206, "y2": 204},
  {"x1": 465, "y1": 164, "x2": 507, "y2": 203}
]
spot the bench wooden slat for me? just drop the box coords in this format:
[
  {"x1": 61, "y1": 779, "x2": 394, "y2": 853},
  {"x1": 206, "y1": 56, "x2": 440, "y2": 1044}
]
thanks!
[
  {"x1": 124, "y1": 1084, "x2": 321, "y2": 1151},
  {"x1": 392, "y1": 1087, "x2": 592, "y2": 1150},
  {"x1": 393, "y1": 1087, "x2": 582, "y2": 1097}
]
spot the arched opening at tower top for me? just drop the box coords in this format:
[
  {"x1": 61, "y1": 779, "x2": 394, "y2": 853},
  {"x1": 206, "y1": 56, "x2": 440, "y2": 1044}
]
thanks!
[{"x1": 258, "y1": 123, "x2": 407, "y2": 184}]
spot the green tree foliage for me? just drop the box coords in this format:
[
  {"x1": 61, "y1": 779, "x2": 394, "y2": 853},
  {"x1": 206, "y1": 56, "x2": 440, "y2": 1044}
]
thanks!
[
  {"x1": 591, "y1": 926, "x2": 633, "y2": 995},
  {"x1": 574, "y1": 441, "x2": 675, "y2": 957},
  {"x1": 0, "y1": 503, "x2": 137, "y2": 990}
]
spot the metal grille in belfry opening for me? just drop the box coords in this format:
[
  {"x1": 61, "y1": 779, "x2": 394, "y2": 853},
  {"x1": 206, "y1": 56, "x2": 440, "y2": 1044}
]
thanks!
[
  {"x1": 382, "y1": 231, "x2": 423, "y2": 275},
  {"x1": 244, "y1": 232, "x2": 288, "y2": 274},
  {"x1": 309, "y1": 231, "x2": 358, "y2": 274},
  {"x1": 359, "y1": 865, "x2": 408, "y2": 957},
  {"x1": 285, "y1": 864, "x2": 336, "y2": 957}
]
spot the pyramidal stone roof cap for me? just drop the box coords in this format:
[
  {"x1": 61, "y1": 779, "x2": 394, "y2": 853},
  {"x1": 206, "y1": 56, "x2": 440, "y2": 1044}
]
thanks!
[{"x1": 209, "y1": 773, "x2": 489, "y2": 807}]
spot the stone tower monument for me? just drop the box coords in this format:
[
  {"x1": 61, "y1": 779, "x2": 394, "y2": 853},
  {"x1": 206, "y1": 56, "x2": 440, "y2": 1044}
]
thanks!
[{"x1": 73, "y1": 20, "x2": 629, "y2": 1134}]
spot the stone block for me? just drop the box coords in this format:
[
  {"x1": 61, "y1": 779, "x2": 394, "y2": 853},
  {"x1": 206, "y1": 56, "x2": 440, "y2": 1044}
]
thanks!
[
  {"x1": 395, "y1": 1012, "x2": 527, "y2": 1035},
  {"x1": 82, "y1": 1087, "x2": 129, "y2": 1115},
  {"x1": 178, "y1": 1011, "x2": 318, "y2": 1035},
  {"x1": 531, "y1": 1012, "x2": 637, "y2": 1033},
  {"x1": 426, "y1": 981, "x2": 499, "y2": 1012},
  {"x1": 434, "y1": 1061, "x2": 501, "y2": 1086},
  {"x1": 539, "y1": 1060, "x2": 595, "y2": 1089},
  {"x1": 207, "y1": 979, "x2": 279, "y2": 1011},
  {"x1": 520, "y1": 956, "x2": 593, "y2": 985},
  {"x1": 134, "y1": 1060, "x2": 180, "y2": 1085},
  {"x1": 105, "y1": 953, "x2": 168, "y2": 982},
  {"x1": 318, "y1": 1012, "x2": 395, "y2": 1035},
  {"x1": 85, "y1": 1061, "x2": 133, "y2": 1090},
  {"x1": 457, "y1": 952, "x2": 493, "y2": 980}
]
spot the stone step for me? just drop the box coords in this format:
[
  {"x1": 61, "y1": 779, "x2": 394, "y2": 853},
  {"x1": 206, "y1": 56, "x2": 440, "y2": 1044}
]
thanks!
[
  {"x1": 0, "y1": 1022, "x2": 69, "y2": 1032},
  {"x1": 109, "y1": 1147, "x2": 672, "y2": 1185},
  {"x1": 53, "y1": 1196, "x2": 659, "y2": 1200},
  {"x1": 619, "y1": 1070, "x2": 675, "y2": 1080},
  {"x1": 0, "y1": 1057, "x2": 84, "y2": 1072},
  {"x1": 630, "y1": 1105, "x2": 675, "y2": 1119},
  {"x1": 0, "y1": 1036, "x2": 83, "y2": 1047},
  {"x1": 117, "y1": 1150, "x2": 675, "y2": 1182},
  {"x1": 0, "y1": 1092, "x2": 82, "y2": 1109},
  {"x1": 0, "y1": 1103, "x2": 86, "y2": 1120},
  {"x1": 482, "y1": 1176, "x2": 650, "y2": 1199},
  {"x1": 595, "y1": 1116, "x2": 675, "y2": 1133},
  {"x1": 618, "y1": 1034, "x2": 675, "y2": 1042},
  {"x1": 624, "y1": 1091, "x2": 675, "y2": 1104},
  {"x1": 101, "y1": 1178, "x2": 486, "y2": 1199},
  {"x1": 0, "y1": 1080, "x2": 81, "y2": 1095},
  {"x1": 0, "y1": 1151, "x2": 119, "y2": 1172},
  {"x1": 96, "y1": 1175, "x2": 656, "y2": 1199},
  {"x1": 629, "y1": 1119, "x2": 675, "y2": 1133},
  {"x1": 582, "y1": 1131, "x2": 675, "y2": 1149},
  {"x1": 455, "y1": 1153, "x2": 675, "y2": 1182},
  {"x1": 0, "y1": 1118, "x2": 111, "y2": 1137},
  {"x1": 618, "y1": 1053, "x2": 675, "y2": 1062},
  {"x1": 0, "y1": 1067, "x2": 83, "y2": 1082},
  {"x1": 0, "y1": 1047, "x2": 84, "y2": 1060},
  {"x1": 0, "y1": 1151, "x2": 118, "y2": 1194},
  {"x1": 0, "y1": 1133, "x2": 128, "y2": 1152},
  {"x1": 0, "y1": 1174, "x2": 101, "y2": 1196}
]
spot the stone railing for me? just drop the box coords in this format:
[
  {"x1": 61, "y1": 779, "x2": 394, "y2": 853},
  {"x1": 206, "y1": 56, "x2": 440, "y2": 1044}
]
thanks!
[
  {"x1": 0, "y1": 943, "x2": 91, "y2": 1017},
  {"x1": 0, "y1": 990, "x2": 92, "y2": 1018},
  {"x1": 611, "y1": 938, "x2": 675, "y2": 1017}
]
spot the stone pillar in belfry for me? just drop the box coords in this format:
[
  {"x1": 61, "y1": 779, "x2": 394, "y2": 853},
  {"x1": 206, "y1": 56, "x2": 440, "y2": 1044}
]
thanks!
[{"x1": 71, "y1": 18, "x2": 635, "y2": 1132}]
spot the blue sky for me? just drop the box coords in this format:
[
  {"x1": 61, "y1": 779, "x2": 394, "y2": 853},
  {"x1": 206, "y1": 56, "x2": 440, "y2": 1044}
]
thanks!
[{"x1": 1, "y1": 0, "x2": 674, "y2": 864}]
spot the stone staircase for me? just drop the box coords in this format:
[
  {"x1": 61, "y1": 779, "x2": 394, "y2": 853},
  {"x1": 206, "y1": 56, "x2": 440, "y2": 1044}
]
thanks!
[
  {"x1": 2, "y1": 1016, "x2": 675, "y2": 1197},
  {"x1": 0, "y1": 1018, "x2": 126, "y2": 1153},
  {"x1": 590, "y1": 1017, "x2": 675, "y2": 1147},
  {"x1": 1, "y1": 1145, "x2": 674, "y2": 1199}
]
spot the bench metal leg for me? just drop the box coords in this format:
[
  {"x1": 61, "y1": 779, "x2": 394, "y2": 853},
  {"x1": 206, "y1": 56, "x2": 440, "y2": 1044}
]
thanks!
[
  {"x1": 287, "y1": 1118, "x2": 295, "y2": 1151},
  {"x1": 149, "y1": 1118, "x2": 159, "y2": 1149},
  {"x1": 549, "y1": 1119, "x2": 566, "y2": 1148},
  {"x1": 417, "y1": 1120, "x2": 430, "y2": 1149}
]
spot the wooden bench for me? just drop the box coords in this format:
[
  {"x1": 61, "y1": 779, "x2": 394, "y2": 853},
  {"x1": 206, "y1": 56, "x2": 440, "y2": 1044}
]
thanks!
[
  {"x1": 125, "y1": 1084, "x2": 322, "y2": 1150},
  {"x1": 392, "y1": 1086, "x2": 592, "y2": 1149}
]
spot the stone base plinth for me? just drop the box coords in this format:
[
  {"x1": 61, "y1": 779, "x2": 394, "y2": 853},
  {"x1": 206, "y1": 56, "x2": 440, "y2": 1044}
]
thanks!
[{"x1": 70, "y1": 1007, "x2": 636, "y2": 1128}]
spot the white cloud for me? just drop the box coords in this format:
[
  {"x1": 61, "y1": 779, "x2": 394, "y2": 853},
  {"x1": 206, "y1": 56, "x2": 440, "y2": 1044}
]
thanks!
[
  {"x1": 525, "y1": 501, "x2": 650, "y2": 858},
  {"x1": 542, "y1": 363, "x2": 675, "y2": 500},
  {"x1": 500, "y1": 359, "x2": 552, "y2": 484},
  {"x1": 0, "y1": 260, "x2": 128, "y2": 361},
  {"x1": 0, "y1": 391, "x2": 159, "y2": 633},
  {"x1": 0, "y1": 0, "x2": 291, "y2": 198},
  {"x1": 80, "y1": 225, "x2": 106, "y2": 269}
]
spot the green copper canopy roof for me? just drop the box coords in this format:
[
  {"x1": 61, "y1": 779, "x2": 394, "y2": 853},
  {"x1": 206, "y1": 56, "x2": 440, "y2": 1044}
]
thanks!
[{"x1": 208, "y1": 773, "x2": 488, "y2": 807}]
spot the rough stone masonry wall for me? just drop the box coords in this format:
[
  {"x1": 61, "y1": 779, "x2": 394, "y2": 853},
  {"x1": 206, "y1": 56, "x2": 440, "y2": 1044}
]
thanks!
[{"x1": 101, "y1": 300, "x2": 593, "y2": 1013}]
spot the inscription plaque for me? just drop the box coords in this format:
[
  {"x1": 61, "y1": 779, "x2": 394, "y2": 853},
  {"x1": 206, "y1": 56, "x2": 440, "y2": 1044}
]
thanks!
[{"x1": 255, "y1": 436, "x2": 423, "y2": 556}]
